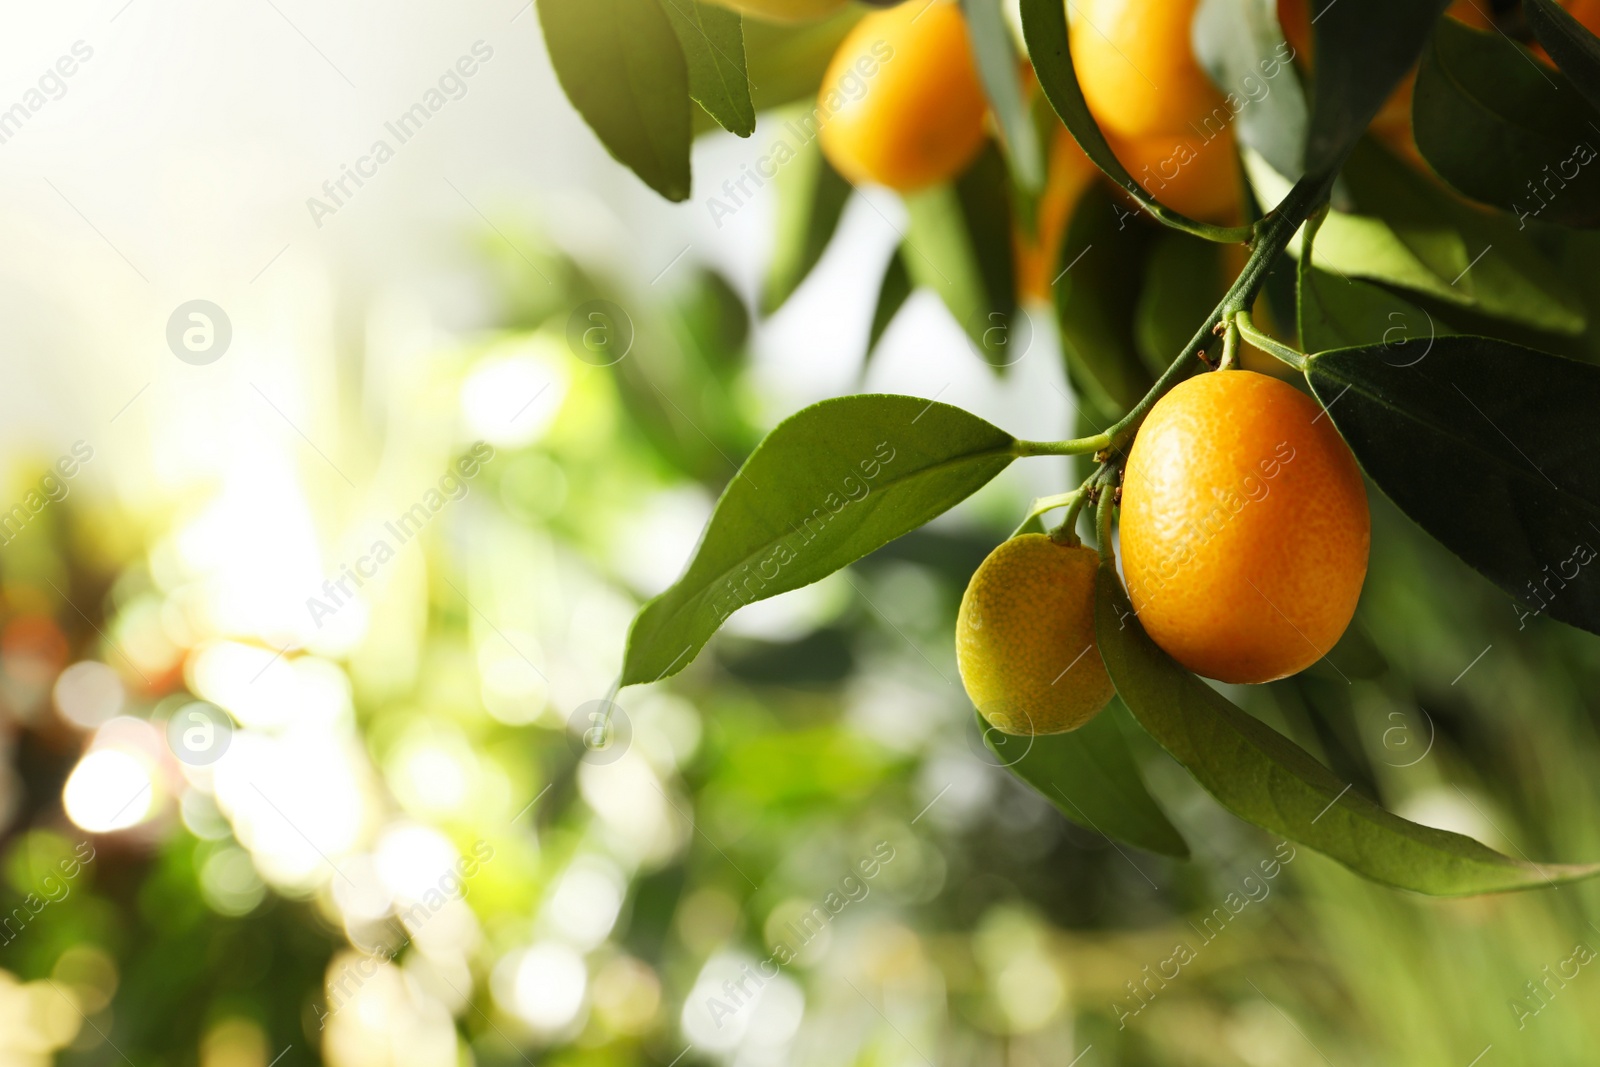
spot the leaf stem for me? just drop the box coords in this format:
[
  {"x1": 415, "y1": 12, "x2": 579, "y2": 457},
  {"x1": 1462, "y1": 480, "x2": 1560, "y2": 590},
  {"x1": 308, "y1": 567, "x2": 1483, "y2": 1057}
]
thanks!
[
  {"x1": 1014, "y1": 432, "x2": 1112, "y2": 457},
  {"x1": 1234, "y1": 310, "x2": 1307, "y2": 371},
  {"x1": 1012, "y1": 489, "x2": 1082, "y2": 538}
]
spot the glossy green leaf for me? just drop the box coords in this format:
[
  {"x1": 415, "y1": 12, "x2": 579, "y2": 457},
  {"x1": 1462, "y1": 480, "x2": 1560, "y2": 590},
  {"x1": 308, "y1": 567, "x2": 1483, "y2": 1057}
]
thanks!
[
  {"x1": 1527, "y1": 0, "x2": 1600, "y2": 112},
  {"x1": 1018, "y1": 0, "x2": 1224, "y2": 234},
  {"x1": 903, "y1": 143, "x2": 1020, "y2": 371},
  {"x1": 762, "y1": 132, "x2": 852, "y2": 314},
  {"x1": 1136, "y1": 230, "x2": 1227, "y2": 378},
  {"x1": 1307, "y1": 336, "x2": 1600, "y2": 636},
  {"x1": 1193, "y1": 0, "x2": 1309, "y2": 180},
  {"x1": 1297, "y1": 268, "x2": 1442, "y2": 355},
  {"x1": 1339, "y1": 139, "x2": 1470, "y2": 290},
  {"x1": 621, "y1": 396, "x2": 1018, "y2": 685},
  {"x1": 865, "y1": 248, "x2": 912, "y2": 368},
  {"x1": 1095, "y1": 557, "x2": 1600, "y2": 894},
  {"x1": 662, "y1": 0, "x2": 755, "y2": 137},
  {"x1": 538, "y1": 0, "x2": 693, "y2": 201},
  {"x1": 1247, "y1": 146, "x2": 1586, "y2": 334},
  {"x1": 1413, "y1": 18, "x2": 1600, "y2": 228},
  {"x1": 982, "y1": 704, "x2": 1190, "y2": 858},
  {"x1": 1302, "y1": 0, "x2": 1449, "y2": 175},
  {"x1": 1054, "y1": 183, "x2": 1157, "y2": 413},
  {"x1": 961, "y1": 0, "x2": 1043, "y2": 189}
]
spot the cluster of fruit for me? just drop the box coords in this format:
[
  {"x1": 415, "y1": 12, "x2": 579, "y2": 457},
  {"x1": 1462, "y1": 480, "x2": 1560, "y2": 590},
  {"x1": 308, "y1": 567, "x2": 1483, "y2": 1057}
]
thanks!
[{"x1": 719, "y1": 0, "x2": 1596, "y2": 738}]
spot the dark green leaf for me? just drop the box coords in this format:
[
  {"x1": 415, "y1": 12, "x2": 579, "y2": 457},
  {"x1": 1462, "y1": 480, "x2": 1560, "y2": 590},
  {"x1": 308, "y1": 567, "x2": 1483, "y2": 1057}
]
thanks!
[
  {"x1": 961, "y1": 0, "x2": 1043, "y2": 189},
  {"x1": 538, "y1": 0, "x2": 693, "y2": 201},
  {"x1": 1307, "y1": 336, "x2": 1600, "y2": 637},
  {"x1": 1018, "y1": 0, "x2": 1220, "y2": 232},
  {"x1": 1054, "y1": 183, "x2": 1157, "y2": 413},
  {"x1": 982, "y1": 704, "x2": 1190, "y2": 858},
  {"x1": 662, "y1": 0, "x2": 755, "y2": 137},
  {"x1": 1303, "y1": 0, "x2": 1450, "y2": 175},
  {"x1": 1413, "y1": 18, "x2": 1600, "y2": 228},
  {"x1": 1526, "y1": 0, "x2": 1600, "y2": 112},
  {"x1": 865, "y1": 248, "x2": 912, "y2": 367},
  {"x1": 1095, "y1": 556, "x2": 1600, "y2": 894},
  {"x1": 1193, "y1": 0, "x2": 1309, "y2": 180},
  {"x1": 621, "y1": 396, "x2": 1018, "y2": 685},
  {"x1": 1135, "y1": 230, "x2": 1226, "y2": 378},
  {"x1": 903, "y1": 143, "x2": 1020, "y2": 371},
  {"x1": 763, "y1": 133, "x2": 852, "y2": 314},
  {"x1": 1297, "y1": 268, "x2": 1441, "y2": 354}
]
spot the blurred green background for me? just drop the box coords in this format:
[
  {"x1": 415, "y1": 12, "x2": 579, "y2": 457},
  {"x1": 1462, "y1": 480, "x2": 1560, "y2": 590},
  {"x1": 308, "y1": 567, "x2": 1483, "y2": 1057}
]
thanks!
[{"x1": 4, "y1": 221, "x2": 1600, "y2": 1067}]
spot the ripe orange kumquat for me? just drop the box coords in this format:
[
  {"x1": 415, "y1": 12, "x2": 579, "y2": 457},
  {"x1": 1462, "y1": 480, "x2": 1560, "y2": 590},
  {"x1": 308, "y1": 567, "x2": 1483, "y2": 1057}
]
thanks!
[
  {"x1": 1118, "y1": 370, "x2": 1370, "y2": 684},
  {"x1": 817, "y1": 1, "x2": 989, "y2": 192}
]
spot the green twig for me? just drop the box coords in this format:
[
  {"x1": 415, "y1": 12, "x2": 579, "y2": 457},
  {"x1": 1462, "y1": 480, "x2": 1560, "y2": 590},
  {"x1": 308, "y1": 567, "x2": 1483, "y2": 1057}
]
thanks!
[{"x1": 1097, "y1": 168, "x2": 1336, "y2": 452}]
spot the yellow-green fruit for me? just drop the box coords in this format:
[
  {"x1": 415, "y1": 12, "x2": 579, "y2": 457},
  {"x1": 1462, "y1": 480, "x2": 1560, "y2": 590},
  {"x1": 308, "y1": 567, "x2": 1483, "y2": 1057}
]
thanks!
[
  {"x1": 710, "y1": 0, "x2": 848, "y2": 23},
  {"x1": 956, "y1": 534, "x2": 1115, "y2": 735}
]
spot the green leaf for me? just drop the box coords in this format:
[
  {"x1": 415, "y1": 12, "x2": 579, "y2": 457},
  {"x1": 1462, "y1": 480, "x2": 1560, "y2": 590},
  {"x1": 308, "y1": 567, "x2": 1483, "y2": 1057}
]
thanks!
[
  {"x1": 982, "y1": 704, "x2": 1190, "y2": 858},
  {"x1": 1339, "y1": 139, "x2": 1470, "y2": 290},
  {"x1": 1297, "y1": 268, "x2": 1442, "y2": 354},
  {"x1": 621, "y1": 396, "x2": 1018, "y2": 685},
  {"x1": 961, "y1": 0, "x2": 1044, "y2": 189},
  {"x1": 865, "y1": 248, "x2": 912, "y2": 367},
  {"x1": 662, "y1": 0, "x2": 755, "y2": 137},
  {"x1": 903, "y1": 143, "x2": 1021, "y2": 371},
  {"x1": 1054, "y1": 183, "x2": 1158, "y2": 413},
  {"x1": 1246, "y1": 144, "x2": 1587, "y2": 334},
  {"x1": 1413, "y1": 18, "x2": 1600, "y2": 228},
  {"x1": 762, "y1": 130, "x2": 852, "y2": 314},
  {"x1": 1018, "y1": 0, "x2": 1230, "y2": 236},
  {"x1": 1306, "y1": 336, "x2": 1600, "y2": 637},
  {"x1": 743, "y1": 7, "x2": 861, "y2": 114},
  {"x1": 1095, "y1": 556, "x2": 1600, "y2": 894},
  {"x1": 538, "y1": 0, "x2": 693, "y2": 201},
  {"x1": 1526, "y1": 0, "x2": 1600, "y2": 113},
  {"x1": 1135, "y1": 230, "x2": 1227, "y2": 379},
  {"x1": 1193, "y1": 0, "x2": 1309, "y2": 180},
  {"x1": 1302, "y1": 0, "x2": 1450, "y2": 175}
]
